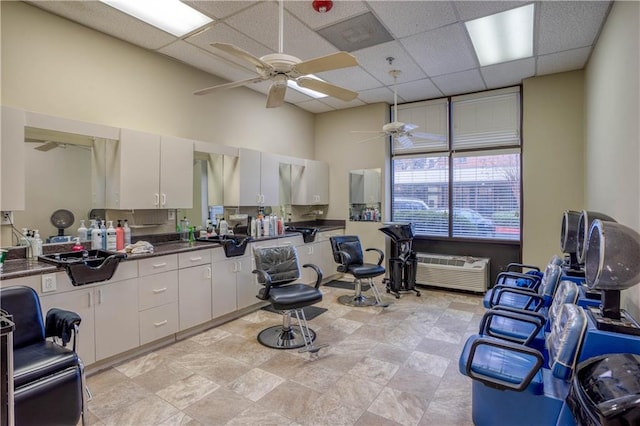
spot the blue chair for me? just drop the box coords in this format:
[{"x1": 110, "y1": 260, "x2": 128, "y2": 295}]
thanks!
[
  {"x1": 483, "y1": 263, "x2": 562, "y2": 311},
  {"x1": 480, "y1": 280, "x2": 580, "y2": 355},
  {"x1": 459, "y1": 303, "x2": 587, "y2": 426}
]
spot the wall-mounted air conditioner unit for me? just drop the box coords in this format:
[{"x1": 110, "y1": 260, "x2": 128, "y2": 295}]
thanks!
[{"x1": 416, "y1": 253, "x2": 489, "y2": 293}]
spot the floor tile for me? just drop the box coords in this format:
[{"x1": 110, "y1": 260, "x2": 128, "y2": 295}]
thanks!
[
  {"x1": 182, "y1": 388, "x2": 253, "y2": 425},
  {"x1": 228, "y1": 367, "x2": 286, "y2": 401},
  {"x1": 368, "y1": 387, "x2": 426, "y2": 426},
  {"x1": 156, "y1": 373, "x2": 220, "y2": 410}
]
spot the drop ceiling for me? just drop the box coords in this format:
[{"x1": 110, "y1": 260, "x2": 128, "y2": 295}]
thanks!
[{"x1": 26, "y1": 0, "x2": 612, "y2": 113}]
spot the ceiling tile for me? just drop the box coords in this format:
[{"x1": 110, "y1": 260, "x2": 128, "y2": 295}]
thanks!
[
  {"x1": 294, "y1": 99, "x2": 336, "y2": 113},
  {"x1": 353, "y1": 41, "x2": 427, "y2": 84},
  {"x1": 481, "y1": 57, "x2": 535, "y2": 89},
  {"x1": 367, "y1": 1, "x2": 458, "y2": 38},
  {"x1": 25, "y1": 0, "x2": 176, "y2": 50},
  {"x1": 158, "y1": 41, "x2": 257, "y2": 83},
  {"x1": 395, "y1": 79, "x2": 444, "y2": 102},
  {"x1": 432, "y1": 69, "x2": 486, "y2": 96},
  {"x1": 316, "y1": 66, "x2": 382, "y2": 92},
  {"x1": 184, "y1": 1, "x2": 258, "y2": 20},
  {"x1": 453, "y1": 1, "x2": 530, "y2": 21},
  {"x1": 401, "y1": 23, "x2": 478, "y2": 77},
  {"x1": 537, "y1": 47, "x2": 591, "y2": 76},
  {"x1": 285, "y1": 1, "x2": 369, "y2": 30},
  {"x1": 318, "y1": 96, "x2": 366, "y2": 110},
  {"x1": 357, "y1": 87, "x2": 396, "y2": 104},
  {"x1": 537, "y1": 1, "x2": 612, "y2": 55}
]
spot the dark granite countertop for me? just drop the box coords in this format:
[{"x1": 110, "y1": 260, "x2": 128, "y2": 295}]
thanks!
[{"x1": 0, "y1": 229, "x2": 336, "y2": 281}]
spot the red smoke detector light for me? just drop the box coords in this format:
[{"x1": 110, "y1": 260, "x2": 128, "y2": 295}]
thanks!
[{"x1": 312, "y1": 0, "x2": 333, "y2": 13}]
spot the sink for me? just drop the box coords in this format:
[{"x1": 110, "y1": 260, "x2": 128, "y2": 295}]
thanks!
[
  {"x1": 196, "y1": 235, "x2": 252, "y2": 257},
  {"x1": 39, "y1": 249, "x2": 126, "y2": 286},
  {"x1": 286, "y1": 226, "x2": 318, "y2": 243}
]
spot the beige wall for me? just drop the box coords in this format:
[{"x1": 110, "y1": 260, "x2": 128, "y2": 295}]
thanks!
[
  {"x1": 1, "y1": 1, "x2": 315, "y2": 158},
  {"x1": 521, "y1": 71, "x2": 585, "y2": 268},
  {"x1": 314, "y1": 103, "x2": 389, "y2": 252},
  {"x1": 584, "y1": 1, "x2": 640, "y2": 317}
]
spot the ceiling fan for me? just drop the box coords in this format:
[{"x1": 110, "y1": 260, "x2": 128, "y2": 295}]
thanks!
[
  {"x1": 193, "y1": 1, "x2": 359, "y2": 108},
  {"x1": 352, "y1": 68, "x2": 446, "y2": 148}
]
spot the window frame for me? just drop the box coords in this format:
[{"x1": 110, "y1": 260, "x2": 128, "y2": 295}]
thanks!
[{"x1": 390, "y1": 86, "x2": 523, "y2": 242}]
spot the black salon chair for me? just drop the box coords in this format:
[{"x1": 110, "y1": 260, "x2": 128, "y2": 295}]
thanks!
[
  {"x1": 329, "y1": 235, "x2": 387, "y2": 307},
  {"x1": 0, "y1": 285, "x2": 86, "y2": 426},
  {"x1": 253, "y1": 245, "x2": 327, "y2": 354}
]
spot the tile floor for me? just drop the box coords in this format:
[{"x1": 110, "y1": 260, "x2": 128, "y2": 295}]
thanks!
[{"x1": 84, "y1": 280, "x2": 485, "y2": 426}]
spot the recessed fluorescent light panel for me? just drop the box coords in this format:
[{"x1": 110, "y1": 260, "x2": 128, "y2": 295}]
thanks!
[
  {"x1": 99, "y1": 0, "x2": 212, "y2": 37},
  {"x1": 465, "y1": 4, "x2": 534, "y2": 67},
  {"x1": 288, "y1": 76, "x2": 328, "y2": 99}
]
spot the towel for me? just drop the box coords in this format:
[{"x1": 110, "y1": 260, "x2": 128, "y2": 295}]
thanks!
[
  {"x1": 45, "y1": 308, "x2": 81, "y2": 347},
  {"x1": 124, "y1": 240, "x2": 154, "y2": 254}
]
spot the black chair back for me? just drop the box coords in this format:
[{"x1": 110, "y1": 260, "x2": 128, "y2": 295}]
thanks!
[
  {"x1": 330, "y1": 235, "x2": 365, "y2": 269},
  {"x1": 253, "y1": 245, "x2": 301, "y2": 285},
  {"x1": 0, "y1": 286, "x2": 45, "y2": 349}
]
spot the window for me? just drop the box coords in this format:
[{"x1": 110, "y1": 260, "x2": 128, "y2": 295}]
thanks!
[{"x1": 391, "y1": 87, "x2": 521, "y2": 241}]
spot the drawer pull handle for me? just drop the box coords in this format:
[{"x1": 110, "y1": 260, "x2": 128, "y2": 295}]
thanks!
[
  {"x1": 152, "y1": 262, "x2": 167, "y2": 268},
  {"x1": 152, "y1": 287, "x2": 168, "y2": 294},
  {"x1": 154, "y1": 320, "x2": 168, "y2": 327},
  {"x1": 190, "y1": 256, "x2": 203, "y2": 262}
]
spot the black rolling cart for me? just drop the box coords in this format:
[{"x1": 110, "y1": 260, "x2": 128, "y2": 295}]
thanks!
[{"x1": 379, "y1": 223, "x2": 420, "y2": 299}]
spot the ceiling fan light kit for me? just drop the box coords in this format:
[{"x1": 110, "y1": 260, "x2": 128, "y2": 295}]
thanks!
[{"x1": 193, "y1": 0, "x2": 359, "y2": 109}]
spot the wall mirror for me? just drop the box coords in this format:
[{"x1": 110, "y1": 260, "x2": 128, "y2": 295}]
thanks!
[
  {"x1": 349, "y1": 168, "x2": 382, "y2": 222},
  {"x1": 8, "y1": 127, "x2": 110, "y2": 245},
  {"x1": 279, "y1": 163, "x2": 292, "y2": 206}
]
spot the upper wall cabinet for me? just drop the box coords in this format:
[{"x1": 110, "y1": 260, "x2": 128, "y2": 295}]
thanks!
[
  {"x1": 292, "y1": 160, "x2": 330, "y2": 205},
  {"x1": 107, "y1": 129, "x2": 193, "y2": 209},
  {"x1": 1, "y1": 106, "x2": 26, "y2": 211},
  {"x1": 224, "y1": 148, "x2": 279, "y2": 207}
]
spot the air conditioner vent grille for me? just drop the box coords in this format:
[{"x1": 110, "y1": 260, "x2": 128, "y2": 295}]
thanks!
[{"x1": 415, "y1": 253, "x2": 489, "y2": 293}]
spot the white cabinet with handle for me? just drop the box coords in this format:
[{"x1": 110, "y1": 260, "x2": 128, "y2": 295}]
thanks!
[
  {"x1": 224, "y1": 148, "x2": 279, "y2": 206},
  {"x1": 212, "y1": 248, "x2": 259, "y2": 317},
  {"x1": 138, "y1": 254, "x2": 179, "y2": 344},
  {"x1": 291, "y1": 159, "x2": 330, "y2": 205},
  {"x1": 178, "y1": 250, "x2": 212, "y2": 330},
  {"x1": 107, "y1": 129, "x2": 193, "y2": 209}
]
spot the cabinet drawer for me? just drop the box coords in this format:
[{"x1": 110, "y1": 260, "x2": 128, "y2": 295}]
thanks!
[
  {"x1": 138, "y1": 271, "x2": 178, "y2": 311},
  {"x1": 178, "y1": 249, "x2": 211, "y2": 268},
  {"x1": 138, "y1": 254, "x2": 178, "y2": 276},
  {"x1": 139, "y1": 302, "x2": 179, "y2": 345}
]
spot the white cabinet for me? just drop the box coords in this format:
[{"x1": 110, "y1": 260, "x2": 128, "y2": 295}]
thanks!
[
  {"x1": 178, "y1": 250, "x2": 212, "y2": 330},
  {"x1": 94, "y1": 278, "x2": 139, "y2": 361},
  {"x1": 224, "y1": 148, "x2": 279, "y2": 206},
  {"x1": 107, "y1": 129, "x2": 193, "y2": 209},
  {"x1": 138, "y1": 254, "x2": 179, "y2": 344},
  {"x1": 212, "y1": 249, "x2": 258, "y2": 317},
  {"x1": 291, "y1": 160, "x2": 330, "y2": 205},
  {"x1": 1, "y1": 106, "x2": 25, "y2": 211}
]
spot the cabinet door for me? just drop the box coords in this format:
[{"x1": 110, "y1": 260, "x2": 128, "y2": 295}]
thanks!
[
  {"x1": 94, "y1": 278, "x2": 139, "y2": 361},
  {"x1": 236, "y1": 255, "x2": 260, "y2": 310},
  {"x1": 212, "y1": 258, "x2": 238, "y2": 318},
  {"x1": 237, "y1": 148, "x2": 262, "y2": 205},
  {"x1": 259, "y1": 152, "x2": 280, "y2": 206},
  {"x1": 160, "y1": 135, "x2": 193, "y2": 208},
  {"x1": 178, "y1": 265, "x2": 212, "y2": 330},
  {"x1": 116, "y1": 129, "x2": 161, "y2": 209},
  {"x1": 40, "y1": 288, "x2": 96, "y2": 366},
  {"x1": 1, "y1": 106, "x2": 25, "y2": 210}
]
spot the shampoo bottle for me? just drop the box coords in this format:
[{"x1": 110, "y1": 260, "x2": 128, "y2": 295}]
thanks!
[
  {"x1": 123, "y1": 219, "x2": 132, "y2": 246},
  {"x1": 115, "y1": 220, "x2": 124, "y2": 250},
  {"x1": 91, "y1": 225, "x2": 102, "y2": 250},
  {"x1": 100, "y1": 220, "x2": 107, "y2": 250},
  {"x1": 262, "y1": 216, "x2": 270, "y2": 237},
  {"x1": 106, "y1": 221, "x2": 117, "y2": 251},
  {"x1": 32, "y1": 230, "x2": 43, "y2": 258},
  {"x1": 72, "y1": 237, "x2": 84, "y2": 252},
  {"x1": 219, "y1": 218, "x2": 228, "y2": 235},
  {"x1": 77, "y1": 220, "x2": 88, "y2": 242}
]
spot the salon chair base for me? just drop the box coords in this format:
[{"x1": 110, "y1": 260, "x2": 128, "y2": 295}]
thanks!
[
  {"x1": 258, "y1": 325, "x2": 316, "y2": 350},
  {"x1": 338, "y1": 294, "x2": 378, "y2": 307}
]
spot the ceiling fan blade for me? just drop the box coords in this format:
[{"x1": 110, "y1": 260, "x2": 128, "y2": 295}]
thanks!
[
  {"x1": 395, "y1": 135, "x2": 413, "y2": 148},
  {"x1": 296, "y1": 77, "x2": 357, "y2": 101},
  {"x1": 193, "y1": 77, "x2": 266, "y2": 96},
  {"x1": 402, "y1": 123, "x2": 419, "y2": 132},
  {"x1": 350, "y1": 130, "x2": 384, "y2": 134},
  {"x1": 410, "y1": 131, "x2": 447, "y2": 142},
  {"x1": 355, "y1": 134, "x2": 386, "y2": 144},
  {"x1": 266, "y1": 78, "x2": 287, "y2": 108},
  {"x1": 34, "y1": 141, "x2": 61, "y2": 151},
  {"x1": 294, "y1": 51, "x2": 359, "y2": 75},
  {"x1": 210, "y1": 43, "x2": 271, "y2": 70}
]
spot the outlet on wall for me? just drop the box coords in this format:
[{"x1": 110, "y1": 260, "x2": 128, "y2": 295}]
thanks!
[
  {"x1": 1, "y1": 211, "x2": 13, "y2": 225},
  {"x1": 41, "y1": 273, "x2": 57, "y2": 292}
]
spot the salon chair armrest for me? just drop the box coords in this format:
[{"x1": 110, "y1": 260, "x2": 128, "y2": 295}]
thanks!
[
  {"x1": 44, "y1": 308, "x2": 81, "y2": 351},
  {"x1": 495, "y1": 271, "x2": 541, "y2": 290},
  {"x1": 303, "y1": 264, "x2": 323, "y2": 289},
  {"x1": 365, "y1": 248, "x2": 384, "y2": 266},
  {"x1": 479, "y1": 308, "x2": 546, "y2": 345},
  {"x1": 253, "y1": 269, "x2": 274, "y2": 300},
  {"x1": 490, "y1": 286, "x2": 545, "y2": 311}
]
